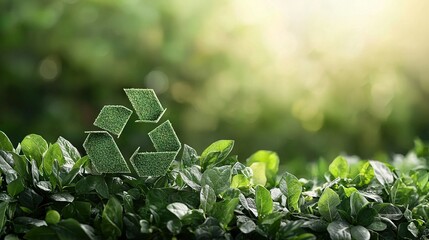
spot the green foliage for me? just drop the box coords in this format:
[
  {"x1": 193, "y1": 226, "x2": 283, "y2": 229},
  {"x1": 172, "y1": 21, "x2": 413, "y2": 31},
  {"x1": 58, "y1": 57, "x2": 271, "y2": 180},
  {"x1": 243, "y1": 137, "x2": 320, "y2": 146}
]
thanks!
[{"x1": 3, "y1": 110, "x2": 429, "y2": 239}]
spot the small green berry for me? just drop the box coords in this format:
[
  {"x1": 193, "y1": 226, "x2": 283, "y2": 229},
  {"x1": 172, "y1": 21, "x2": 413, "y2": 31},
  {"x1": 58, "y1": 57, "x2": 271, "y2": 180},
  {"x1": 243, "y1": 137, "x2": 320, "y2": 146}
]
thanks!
[{"x1": 45, "y1": 210, "x2": 61, "y2": 224}]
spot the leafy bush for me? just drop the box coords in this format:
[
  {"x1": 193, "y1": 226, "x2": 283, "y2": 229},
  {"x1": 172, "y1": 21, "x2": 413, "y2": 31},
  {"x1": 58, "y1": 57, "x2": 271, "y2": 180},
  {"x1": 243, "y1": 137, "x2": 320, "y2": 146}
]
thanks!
[
  {"x1": 1, "y1": 132, "x2": 429, "y2": 239},
  {"x1": 1, "y1": 89, "x2": 429, "y2": 239}
]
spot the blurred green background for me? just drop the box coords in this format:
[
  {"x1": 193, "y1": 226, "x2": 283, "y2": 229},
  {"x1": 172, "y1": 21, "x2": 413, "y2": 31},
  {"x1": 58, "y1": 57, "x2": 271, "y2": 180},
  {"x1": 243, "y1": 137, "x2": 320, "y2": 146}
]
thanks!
[{"x1": 1, "y1": 0, "x2": 429, "y2": 175}]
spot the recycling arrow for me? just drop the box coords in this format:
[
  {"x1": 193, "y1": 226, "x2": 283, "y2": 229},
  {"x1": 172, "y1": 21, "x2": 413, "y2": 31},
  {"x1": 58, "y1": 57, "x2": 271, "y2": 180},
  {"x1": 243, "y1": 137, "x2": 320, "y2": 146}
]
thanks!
[{"x1": 83, "y1": 88, "x2": 181, "y2": 177}]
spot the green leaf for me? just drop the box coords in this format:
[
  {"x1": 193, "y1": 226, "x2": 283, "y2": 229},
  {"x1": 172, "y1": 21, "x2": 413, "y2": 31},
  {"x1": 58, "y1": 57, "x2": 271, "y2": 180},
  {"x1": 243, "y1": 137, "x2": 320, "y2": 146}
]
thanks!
[
  {"x1": 101, "y1": 197, "x2": 123, "y2": 238},
  {"x1": 413, "y1": 203, "x2": 429, "y2": 221},
  {"x1": 201, "y1": 166, "x2": 232, "y2": 195},
  {"x1": 36, "y1": 181, "x2": 52, "y2": 192},
  {"x1": 75, "y1": 175, "x2": 109, "y2": 199},
  {"x1": 0, "y1": 131, "x2": 14, "y2": 152},
  {"x1": 357, "y1": 207, "x2": 377, "y2": 227},
  {"x1": 369, "y1": 161, "x2": 394, "y2": 186},
  {"x1": 21, "y1": 134, "x2": 48, "y2": 167},
  {"x1": 195, "y1": 217, "x2": 227, "y2": 239},
  {"x1": 398, "y1": 222, "x2": 419, "y2": 239},
  {"x1": 62, "y1": 202, "x2": 91, "y2": 223},
  {"x1": 255, "y1": 185, "x2": 273, "y2": 219},
  {"x1": 43, "y1": 143, "x2": 65, "y2": 175},
  {"x1": 0, "y1": 151, "x2": 18, "y2": 183},
  {"x1": 167, "y1": 218, "x2": 182, "y2": 235},
  {"x1": 339, "y1": 186, "x2": 357, "y2": 198},
  {"x1": 239, "y1": 193, "x2": 258, "y2": 217},
  {"x1": 61, "y1": 156, "x2": 88, "y2": 186},
  {"x1": 367, "y1": 221, "x2": 387, "y2": 231},
  {"x1": 50, "y1": 193, "x2": 74, "y2": 203},
  {"x1": 24, "y1": 226, "x2": 57, "y2": 240},
  {"x1": 181, "y1": 144, "x2": 199, "y2": 168},
  {"x1": 260, "y1": 212, "x2": 285, "y2": 235},
  {"x1": 14, "y1": 217, "x2": 47, "y2": 234},
  {"x1": 318, "y1": 187, "x2": 340, "y2": 222},
  {"x1": 51, "y1": 218, "x2": 96, "y2": 240},
  {"x1": 211, "y1": 198, "x2": 239, "y2": 227},
  {"x1": 373, "y1": 203, "x2": 402, "y2": 220},
  {"x1": 249, "y1": 162, "x2": 267, "y2": 186},
  {"x1": 350, "y1": 225, "x2": 370, "y2": 240},
  {"x1": 180, "y1": 165, "x2": 202, "y2": 191},
  {"x1": 329, "y1": 156, "x2": 349, "y2": 178},
  {"x1": 279, "y1": 171, "x2": 302, "y2": 212},
  {"x1": 7, "y1": 177, "x2": 25, "y2": 197},
  {"x1": 327, "y1": 221, "x2": 351, "y2": 240},
  {"x1": 390, "y1": 178, "x2": 417, "y2": 206},
  {"x1": 56, "y1": 136, "x2": 81, "y2": 165},
  {"x1": 0, "y1": 202, "x2": 8, "y2": 233},
  {"x1": 236, "y1": 216, "x2": 257, "y2": 234},
  {"x1": 230, "y1": 174, "x2": 250, "y2": 189},
  {"x1": 355, "y1": 161, "x2": 374, "y2": 186},
  {"x1": 200, "y1": 185, "x2": 216, "y2": 213},
  {"x1": 167, "y1": 202, "x2": 190, "y2": 220},
  {"x1": 246, "y1": 150, "x2": 279, "y2": 187},
  {"x1": 11, "y1": 153, "x2": 29, "y2": 181},
  {"x1": 350, "y1": 191, "x2": 368, "y2": 217},
  {"x1": 200, "y1": 140, "x2": 234, "y2": 169},
  {"x1": 412, "y1": 170, "x2": 429, "y2": 192},
  {"x1": 19, "y1": 188, "x2": 43, "y2": 210}
]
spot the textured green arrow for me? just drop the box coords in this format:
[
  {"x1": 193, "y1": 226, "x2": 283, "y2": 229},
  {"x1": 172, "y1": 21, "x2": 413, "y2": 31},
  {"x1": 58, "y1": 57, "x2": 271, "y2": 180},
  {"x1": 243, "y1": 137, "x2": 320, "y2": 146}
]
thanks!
[
  {"x1": 83, "y1": 131, "x2": 131, "y2": 173},
  {"x1": 130, "y1": 120, "x2": 181, "y2": 177},
  {"x1": 84, "y1": 88, "x2": 181, "y2": 177},
  {"x1": 124, "y1": 88, "x2": 167, "y2": 123}
]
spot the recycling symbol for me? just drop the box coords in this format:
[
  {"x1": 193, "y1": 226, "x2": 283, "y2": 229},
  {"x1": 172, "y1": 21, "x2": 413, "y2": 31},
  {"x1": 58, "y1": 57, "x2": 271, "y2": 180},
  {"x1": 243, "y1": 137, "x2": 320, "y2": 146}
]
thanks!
[{"x1": 83, "y1": 89, "x2": 181, "y2": 177}]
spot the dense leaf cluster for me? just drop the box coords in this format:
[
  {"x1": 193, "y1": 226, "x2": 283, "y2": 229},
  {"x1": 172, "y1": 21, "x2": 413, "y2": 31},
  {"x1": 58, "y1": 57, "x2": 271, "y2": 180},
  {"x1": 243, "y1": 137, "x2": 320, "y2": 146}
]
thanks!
[{"x1": 1, "y1": 131, "x2": 429, "y2": 239}]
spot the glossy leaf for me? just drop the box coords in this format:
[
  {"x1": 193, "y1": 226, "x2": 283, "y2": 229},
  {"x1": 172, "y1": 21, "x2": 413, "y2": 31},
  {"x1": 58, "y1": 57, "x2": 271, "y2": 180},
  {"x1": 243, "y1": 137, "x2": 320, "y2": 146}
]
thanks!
[
  {"x1": 200, "y1": 185, "x2": 216, "y2": 213},
  {"x1": 0, "y1": 131, "x2": 14, "y2": 152},
  {"x1": 246, "y1": 150, "x2": 279, "y2": 187},
  {"x1": 350, "y1": 191, "x2": 368, "y2": 217},
  {"x1": 201, "y1": 166, "x2": 231, "y2": 195},
  {"x1": 255, "y1": 185, "x2": 273, "y2": 219},
  {"x1": 236, "y1": 216, "x2": 257, "y2": 234},
  {"x1": 200, "y1": 140, "x2": 234, "y2": 169},
  {"x1": 329, "y1": 156, "x2": 349, "y2": 179},
  {"x1": 21, "y1": 134, "x2": 48, "y2": 166},
  {"x1": 180, "y1": 165, "x2": 202, "y2": 191},
  {"x1": 279, "y1": 171, "x2": 302, "y2": 212},
  {"x1": 327, "y1": 221, "x2": 351, "y2": 240},
  {"x1": 369, "y1": 161, "x2": 394, "y2": 186},
  {"x1": 43, "y1": 143, "x2": 65, "y2": 175},
  {"x1": 57, "y1": 136, "x2": 81, "y2": 164},
  {"x1": 101, "y1": 197, "x2": 123, "y2": 238},
  {"x1": 350, "y1": 225, "x2": 370, "y2": 240},
  {"x1": 318, "y1": 188, "x2": 340, "y2": 222},
  {"x1": 211, "y1": 198, "x2": 239, "y2": 227},
  {"x1": 0, "y1": 202, "x2": 8, "y2": 233}
]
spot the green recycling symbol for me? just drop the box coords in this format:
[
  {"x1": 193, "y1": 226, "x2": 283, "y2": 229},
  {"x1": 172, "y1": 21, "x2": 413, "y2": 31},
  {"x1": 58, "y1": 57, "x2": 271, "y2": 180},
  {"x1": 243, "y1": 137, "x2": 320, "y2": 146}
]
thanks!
[{"x1": 83, "y1": 88, "x2": 181, "y2": 177}]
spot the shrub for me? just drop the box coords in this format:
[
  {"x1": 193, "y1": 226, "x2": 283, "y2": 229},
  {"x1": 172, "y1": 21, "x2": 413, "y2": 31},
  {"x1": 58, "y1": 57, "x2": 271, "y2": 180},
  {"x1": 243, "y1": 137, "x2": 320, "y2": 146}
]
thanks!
[{"x1": 1, "y1": 89, "x2": 429, "y2": 239}]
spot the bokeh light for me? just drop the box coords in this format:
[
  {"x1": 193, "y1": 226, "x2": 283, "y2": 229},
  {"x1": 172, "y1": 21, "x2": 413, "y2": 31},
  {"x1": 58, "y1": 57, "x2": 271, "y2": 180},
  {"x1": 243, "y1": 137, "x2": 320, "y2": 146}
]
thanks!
[{"x1": 1, "y1": 0, "x2": 428, "y2": 176}]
